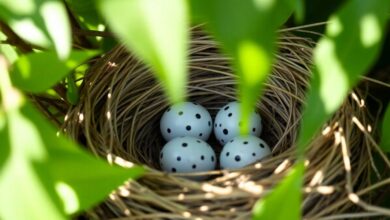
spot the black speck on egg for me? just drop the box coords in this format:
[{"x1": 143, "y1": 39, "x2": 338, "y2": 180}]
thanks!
[
  {"x1": 172, "y1": 168, "x2": 177, "y2": 172},
  {"x1": 178, "y1": 111, "x2": 183, "y2": 116},
  {"x1": 224, "y1": 106, "x2": 230, "y2": 111},
  {"x1": 243, "y1": 141, "x2": 248, "y2": 145},
  {"x1": 223, "y1": 129, "x2": 228, "y2": 135},
  {"x1": 182, "y1": 142, "x2": 188, "y2": 147},
  {"x1": 186, "y1": 125, "x2": 191, "y2": 131},
  {"x1": 228, "y1": 113, "x2": 232, "y2": 117},
  {"x1": 259, "y1": 143, "x2": 265, "y2": 148},
  {"x1": 235, "y1": 155, "x2": 241, "y2": 162},
  {"x1": 195, "y1": 113, "x2": 201, "y2": 119},
  {"x1": 177, "y1": 156, "x2": 181, "y2": 161}
]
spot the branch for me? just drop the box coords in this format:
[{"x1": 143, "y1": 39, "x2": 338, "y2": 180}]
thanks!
[{"x1": 0, "y1": 21, "x2": 33, "y2": 53}]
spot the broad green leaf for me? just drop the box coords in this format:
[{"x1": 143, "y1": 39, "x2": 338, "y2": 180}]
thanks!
[
  {"x1": 10, "y1": 50, "x2": 97, "y2": 93},
  {"x1": 380, "y1": 104, "x2": 390, "y2": 152},
  {"x1": 190, "y1": 0, "x2": 295, "y2": 134},
  {"x1": 0, "y1": 56, "x2": 66, "y2": 220},
  {"x1": 24, "y1": 103, "x2": 145, "y2": 214},
  {"x1": 0, "y1": 0, "x2": 71, "y2": 59},
  {"x1": 252, "y1": 161, "x2": 304, "y2": 220},
  {"x1": 98, "y1": 0, "x2": 188, "y2": 104},
  {"x1": 297, "y1": 0, "x2": 389, "y2": 152},
  {"x1": 0, "y1": 100, "x2": 145, "y2": 218},
  {"x1": 0, "y1": 58, "x2": 145, "y2": 218},
  {"x1": 0, "y1": 102, "x2": 68, "y2": 220}
]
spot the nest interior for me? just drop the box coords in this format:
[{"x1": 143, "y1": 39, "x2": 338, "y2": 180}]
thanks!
[{"x1": 58, "y1": 29, "x2": 382, "y2": 220}]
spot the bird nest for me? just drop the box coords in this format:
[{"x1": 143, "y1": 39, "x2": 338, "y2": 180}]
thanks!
[{"x1": 36, "y1": 28, "x2": 388, "y2": 219}]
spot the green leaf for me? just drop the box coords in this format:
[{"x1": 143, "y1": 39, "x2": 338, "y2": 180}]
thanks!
[
  {"x1": 0, "y1": 56, "x2": 66, "y2": 220},
  {"x1": 0, "y1": 100, "x2": 145, "y2": 218},
  {"x1": 0, "y1": 60, "x2": 145, "y2": 218},
  {"x1": 190, "y1": 0, "x2": 295, "y2": 134},
  {"x1": 98, "y1": 0, "x2": 188, "y2": 104},
  {"x1": 0, "y1": 0, "x2": 71, "y2": 59},
  {"x1": 380, "y1": 104, "x2": 390, "y2": 152},
  {"x1": 25, "y1": 103, "x2": 145, "y2": 214},
  {"x1": 252, "y1": 161, "x2": 304, "y2": 220},
  {"x1": 297, "y1": 0, "x2": 389, "y2": 152},
  {"x1": 10, "y1": 50, "x2": 97, "y2": 93}
]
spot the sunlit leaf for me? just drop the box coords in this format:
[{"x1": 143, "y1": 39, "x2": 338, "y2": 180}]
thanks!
[
  {"x1": 10, "y1": 50, "x2": 98, "y2": 93},
  {"x1": 40, "y1": 1, "x2": 71, "y2": 59},
  {"x1": 380, "y1": 104, "x2": 390, "y2": 152},
  {"x1": 297, "y1": 0, "x2": 389, "y2": 152},
  {"x1": 190, "y1": 0, "x2": 295, "y2": 134},
  {"x1": 0, "y1": 58, "x2": 145, "y2": 218},
  {"x1": 0, "y1": 31, "x2": 19, "y2": 64},
  {"x1": 24, "y1": 103, "x2": 145, "y2": 214},
  {"x1": 252, "y1": 161, "x2": 304, "y2": 220},
  {"x1": 98, "y1": 0, "x2": 188, "y2": 104},
  {"x1": 0, "y1": 0, "x2": 71, "y2": 59},
  {"x1": 0, "y1": 100, "x2": 145, "y2": 217},
  {"x1": 0, "y1": 57, "x2": 66, "y2": 220}
]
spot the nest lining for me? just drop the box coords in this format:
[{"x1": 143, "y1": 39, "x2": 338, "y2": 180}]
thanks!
[{"x1": 56, "y1": 29, "x2": 384, "y2": 219}]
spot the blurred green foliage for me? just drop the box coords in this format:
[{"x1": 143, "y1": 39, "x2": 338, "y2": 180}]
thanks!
[
  {"x1": 189, "y1": 0, "x2": 295, "y2": 135},
  {"x1": 98, "y1": 0, "x2": 189, "y2": 104},
  {"x1": 297, "y1": 0, "x2": 389, "y2": 152},
  {"x1": 0, "y1": 0, "x2": 389, "y2": 219},
  {"x1": 10, "y1": 50, "x2": 97, "y2": 93},
  {"x1": 0, "y1": 0, "x2": 71, "y2": 59},
  {"x1": 253, "y1": 161, "x2": 304, "y2": 220}
]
